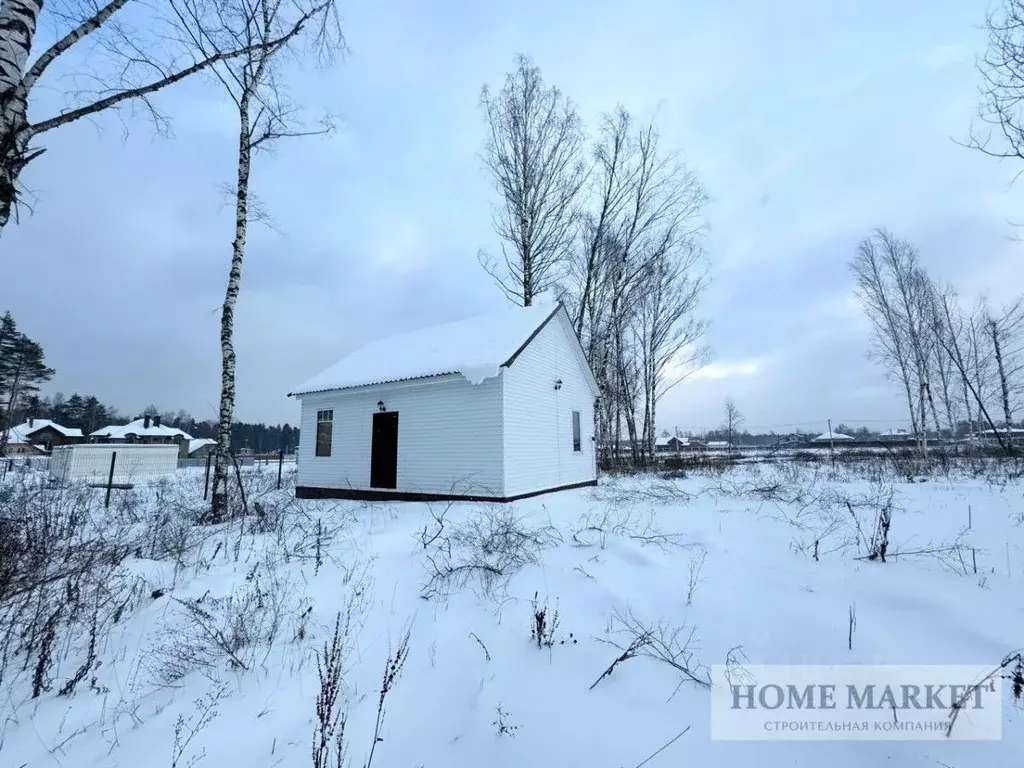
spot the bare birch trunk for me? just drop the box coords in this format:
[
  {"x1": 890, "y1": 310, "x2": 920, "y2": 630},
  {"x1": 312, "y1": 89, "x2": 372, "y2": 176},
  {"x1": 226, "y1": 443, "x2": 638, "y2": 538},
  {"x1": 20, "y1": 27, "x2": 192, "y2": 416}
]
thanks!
[
  {"x1": 210, "y1": 96, "x2": 251, "y2": 522},
  {"x1": 0, "y1": 0, "x2": 41, "y2": 229},
  {"x1": 989, "y1": 318, "x2": 1015, "y2": 451}
]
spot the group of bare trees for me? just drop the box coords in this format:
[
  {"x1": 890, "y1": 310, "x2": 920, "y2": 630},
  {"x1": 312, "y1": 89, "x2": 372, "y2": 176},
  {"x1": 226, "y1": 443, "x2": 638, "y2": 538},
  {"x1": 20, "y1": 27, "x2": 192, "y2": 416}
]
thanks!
[
  {"x1": 480, "y1": 57, "x2": 709, "y2": 468},
  {"x1": 851, "y1": 229, "x2": 1022, "y2": 453},
  {"x1": 847, "y1": 0, "x2": 1024, "y2": 456},
  {"x1": 0, "y1": 0, "x2": 341, "y2": 519}
]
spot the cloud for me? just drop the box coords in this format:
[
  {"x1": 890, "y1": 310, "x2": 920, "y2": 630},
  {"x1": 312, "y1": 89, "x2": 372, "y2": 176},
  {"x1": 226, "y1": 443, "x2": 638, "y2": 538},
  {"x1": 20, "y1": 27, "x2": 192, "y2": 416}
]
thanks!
[
  {"x1": 4, "y1": 0, "x2": 1022, "y2": 432},
  {"x1": 688, "y1": 359, "x2": 765, "y2": 382}
]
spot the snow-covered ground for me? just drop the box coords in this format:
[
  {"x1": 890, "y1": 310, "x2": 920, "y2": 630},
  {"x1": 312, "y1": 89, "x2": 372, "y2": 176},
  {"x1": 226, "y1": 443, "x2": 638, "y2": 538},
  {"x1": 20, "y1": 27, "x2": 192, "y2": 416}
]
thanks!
[{"x1": 2, "y1": 460, "x2": 1024, "y2": 767}]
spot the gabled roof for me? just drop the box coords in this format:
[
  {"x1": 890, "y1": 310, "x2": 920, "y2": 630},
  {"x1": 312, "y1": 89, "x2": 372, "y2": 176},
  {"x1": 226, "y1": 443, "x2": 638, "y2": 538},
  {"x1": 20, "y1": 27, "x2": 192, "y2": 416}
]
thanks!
[
  {"x1": 2, "y1": 425, "x2": 33, "y2": 445},
  {"x1": 91, "y1": 418, "x2": 192, "y2": 440},
  {"x1": 290, "y1": 303, "x2": 597, "y2": 396},
  {"x1": 17, "y1": 419, "x2": 83, "y2": 438},
  {"x1": 812, "y1": 432, "x2": 854, "y2": 441},
  {"x1": 188, "y1": 438, "x2": 216, "y2": 455}
]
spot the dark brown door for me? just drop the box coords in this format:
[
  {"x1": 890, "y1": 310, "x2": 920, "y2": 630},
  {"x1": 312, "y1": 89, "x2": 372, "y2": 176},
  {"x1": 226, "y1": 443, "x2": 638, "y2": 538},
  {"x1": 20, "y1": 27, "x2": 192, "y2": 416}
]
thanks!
[{"x1": 370, "y1": 411, "x2": 399, "y2": 489}]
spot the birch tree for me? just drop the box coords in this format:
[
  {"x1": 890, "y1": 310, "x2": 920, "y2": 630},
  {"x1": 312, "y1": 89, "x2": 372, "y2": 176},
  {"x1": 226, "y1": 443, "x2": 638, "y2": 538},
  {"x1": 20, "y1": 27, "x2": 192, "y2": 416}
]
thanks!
[
  {"x1": 169, "y1": 0, "x2": 341, "y2": 522},
  {"x1": 479, "y1": 55, "x2": 587, "y2": 306},
  {"x1": 970, "y1": 0, "x2": 1024, "y2": 165},
  {"x1": 560, "y1": 108, "x2": 706, "y2": 467},
  {"x1": 633, "y1": 247, "x2": 709, "y2": 460},
  {"x1": 723, "y1": 397, "x2": 743, "y2": 452},
  {"x1": 931, "y1": 288, "x2": 1012, "y2": 451},
  {"x1": 983, "y1": 298, "x2": 1024, "y2": 444},
  {"x1": 851, "y1": 230, "x2": 925, "y2": 447},
  {"x1": 0, "y1": 0, "x2": 303, "y2": 235}
]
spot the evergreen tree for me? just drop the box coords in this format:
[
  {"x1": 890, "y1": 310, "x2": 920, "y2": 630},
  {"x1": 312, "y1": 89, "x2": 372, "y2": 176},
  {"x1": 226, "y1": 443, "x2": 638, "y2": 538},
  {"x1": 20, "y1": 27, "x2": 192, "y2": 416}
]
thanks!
[
  {"x1": 49, "y1": 392, "x2": 66, "y2": 423},
  {"x1": 63, "y1": 393, "x2": 86, "y2": 429},
  {"x1": 0, "y1": 312, "x2": 55, "y2": 454},
  {"x1": 81, "y1": 395, "x2": 106, "y2": 435}
]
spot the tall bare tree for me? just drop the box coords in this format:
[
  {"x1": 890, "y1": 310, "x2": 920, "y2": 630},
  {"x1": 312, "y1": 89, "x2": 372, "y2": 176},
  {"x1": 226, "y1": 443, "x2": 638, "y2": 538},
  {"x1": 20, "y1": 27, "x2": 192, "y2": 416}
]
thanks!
[
  {"x1": 931, "y1": 287, "x2": 1011, "y2": 451},
  {"x1": 169, "y1": 0, "x2": 341, "y2": 521},
  {"x1": 570, "y1": 107, "x2": 635, "y2": 335},
  {"x1": 722, "y1": 397, "x2": 743, "y2": 453},
  {"x1": 633, "y1": 238, "x2": 709, "y2": 461},
  {"x1": 851, "y1": 230, "x2": 933, "y2": 449},
  {"x1": 559, "y1": 108, "x2": 706, "y2": 467},
  {"x1": 479, "y1": 55, "x2": 587, "y2": 306},
  {"x1": 0, "y1": 0, "x2": 297, "y2": 234},
  {"x1": 969, "y1": 0, "x2": 1024, "y2": 164},
  {"x1": 983, "y1": 298, "x2": 1024, "y2": 444}
]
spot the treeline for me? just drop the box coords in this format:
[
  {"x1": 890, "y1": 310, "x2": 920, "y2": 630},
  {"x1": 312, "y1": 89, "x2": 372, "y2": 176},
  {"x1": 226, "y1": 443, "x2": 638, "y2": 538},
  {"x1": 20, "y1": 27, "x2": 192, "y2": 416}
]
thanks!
[
  {"x1": 1, "y1": 310, "x2": 299, "y2": 455},
  {"x1": 23, "y1": 397, "x2": 300, "y2": 453},
  {"x1": 850, "y1": 230, "x2": 1022, "y2": 453}
]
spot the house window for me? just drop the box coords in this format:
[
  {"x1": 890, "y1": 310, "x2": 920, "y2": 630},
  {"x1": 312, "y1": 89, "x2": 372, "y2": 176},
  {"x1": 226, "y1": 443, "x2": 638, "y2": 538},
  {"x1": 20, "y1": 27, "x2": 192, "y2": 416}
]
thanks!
[
  {"x1": 572, "y1": 411, "x2": 581, "y2": 452},
  {"x1": 315, "y1": 410, "x2": 333, "y2": 457}
]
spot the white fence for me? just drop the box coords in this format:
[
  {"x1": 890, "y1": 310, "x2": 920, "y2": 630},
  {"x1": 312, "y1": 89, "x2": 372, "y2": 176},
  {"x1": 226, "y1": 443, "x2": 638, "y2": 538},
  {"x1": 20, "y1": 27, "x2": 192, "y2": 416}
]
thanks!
[{"x1": 50, "y1": 444, "x2": 179, "y2": 485}]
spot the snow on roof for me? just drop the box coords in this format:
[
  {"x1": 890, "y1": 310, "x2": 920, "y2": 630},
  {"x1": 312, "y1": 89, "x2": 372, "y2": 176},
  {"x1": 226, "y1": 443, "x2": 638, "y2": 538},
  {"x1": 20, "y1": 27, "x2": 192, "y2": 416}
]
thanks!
[
  {"x1": 2, "y1": 425, "x2": 33, "y2": 444},
  {"x1": 879, "y1": 428, "x2": 910, "y2": 437},
  {"x1": 188, "y1": 438, "x2": 216, "y2": 455},
  {"x1": 291, "y1": 303, "x2": 563, "y2": 395},
  {"x1": 17, "y1": 419, "x2": 83, "y2": 438},
  {"x1": 91, "y1": 418, "x2": 193, "y2": 440},
  {"x1": 812, "y1": 432, "x2": 854, "y2": 441}
]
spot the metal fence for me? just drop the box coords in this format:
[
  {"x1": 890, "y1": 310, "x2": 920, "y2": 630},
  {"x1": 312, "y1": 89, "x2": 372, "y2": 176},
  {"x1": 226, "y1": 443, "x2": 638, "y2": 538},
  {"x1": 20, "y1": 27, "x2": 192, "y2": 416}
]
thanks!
[
  {"x1": 1, "y1": 455, "x2": 50, "y2": 479},
  {"x1": 177, "y1": 456, "x2": 255, "y2": 470},
  {"x1": 50, "y1": 444, "x2": 179, "y2": 485}
]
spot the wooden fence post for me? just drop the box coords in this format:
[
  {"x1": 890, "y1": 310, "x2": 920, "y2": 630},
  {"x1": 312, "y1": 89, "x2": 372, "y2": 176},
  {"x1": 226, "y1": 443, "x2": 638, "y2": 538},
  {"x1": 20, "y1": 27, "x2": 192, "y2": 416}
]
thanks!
[
  {"x1": 204, "y1": 452, "x2": 213, "y2": 500},
  {"x1": 277, "y1": 450, "x2": 284, "y2": 489},
  {"x1": 105, "y1": 451, "x2": 117, "y2": 508}
]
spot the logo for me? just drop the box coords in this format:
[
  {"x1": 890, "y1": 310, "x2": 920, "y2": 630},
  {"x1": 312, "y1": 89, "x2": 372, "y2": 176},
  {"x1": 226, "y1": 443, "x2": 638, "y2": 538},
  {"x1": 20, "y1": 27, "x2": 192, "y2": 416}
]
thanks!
[{"x1": 710, "y1": 664, "x2": 1002, "y2": 741}]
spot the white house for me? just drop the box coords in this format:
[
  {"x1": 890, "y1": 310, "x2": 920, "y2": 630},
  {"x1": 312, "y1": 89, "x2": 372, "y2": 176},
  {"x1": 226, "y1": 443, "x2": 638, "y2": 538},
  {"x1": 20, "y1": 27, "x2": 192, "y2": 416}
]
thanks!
[
  {"x1": 812, "y1": 431, "x2": 854, "y2": 443},
  {"x1": 90, "y1": 415, "x2": 192, "y2": 444},
  {"x1": 288, "y1": 303, "x2": 600, "y2": 501}
]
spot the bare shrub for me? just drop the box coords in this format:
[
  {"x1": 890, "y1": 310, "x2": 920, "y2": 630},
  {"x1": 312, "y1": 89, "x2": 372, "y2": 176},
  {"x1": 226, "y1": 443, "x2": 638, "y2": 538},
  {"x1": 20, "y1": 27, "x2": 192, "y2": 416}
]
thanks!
[
  {"x1": 170, "y1": 683, "x2": 227, "y2": 768},
  {"x1": 571, "y1": 505, "x2": 690, "y2": 551},
  {"x1": 492, "y1": 704, "x2": 519, "y2": 738},
  {"x1": 312, "y1": 611, "x2": 352, "y2": 768},
  {"x1": 590, "y1": 607, "x2": 710, "y2": 693},
  {"x1": 0, "y1": 477, "x2": 146, "y2": 699},
  {"x1": 149, "y1": 564, "x2": 296, "y2": 685},
  {"x1": 947, "y1": 651, "x2": 1024, "y2": 737},
  {"x1": 420, "y1": 505, "x2": 561, "y2": 599},
  {"x1": 363, "y1": 627, "x2": 411, "y2": 768},
  {"x1": 685, "y1": 549, "x2": 707, "y2": 606},
  {"x1": 530, "y1": 592, "x2": 567, "y2": 649}
]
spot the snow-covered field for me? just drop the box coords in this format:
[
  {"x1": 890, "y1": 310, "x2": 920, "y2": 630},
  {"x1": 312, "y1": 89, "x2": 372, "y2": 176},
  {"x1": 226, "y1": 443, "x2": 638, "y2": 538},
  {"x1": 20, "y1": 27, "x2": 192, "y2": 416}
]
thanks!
[{"x1": 2, "y1": 460, "x2": 1024, "y2": 767}]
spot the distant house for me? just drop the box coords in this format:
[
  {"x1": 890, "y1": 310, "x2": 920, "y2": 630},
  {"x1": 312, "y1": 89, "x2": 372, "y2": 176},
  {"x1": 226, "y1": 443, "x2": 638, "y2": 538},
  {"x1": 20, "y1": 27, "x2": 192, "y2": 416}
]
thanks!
[
  {"x1": 655, "y1": 436, "x2": 705, "y2": 454},
  {"x1": 812, "y1": 431, "x2": 854, "y2": 443},
  {"x1": 4, "y1": 419, "x2": 83, "y2": 452},
  {"x1": 774, "y1": 434, "x2": 804, "y2": 448},
  {"x1": 1, "y1": 424, "x2": 48, "y2": 455},
  {"x1": 188, "y1": 438, "x2": 217, "y2": 458},
  {"x1": 706, "y1": 440, "x2": 731, "y2": 450},
  {"x1": 289, "y1": 303, "x2": 600, "y2": 502},
  {"x1": 91, "y1": 415, "x2": 195, "y2": 457}
]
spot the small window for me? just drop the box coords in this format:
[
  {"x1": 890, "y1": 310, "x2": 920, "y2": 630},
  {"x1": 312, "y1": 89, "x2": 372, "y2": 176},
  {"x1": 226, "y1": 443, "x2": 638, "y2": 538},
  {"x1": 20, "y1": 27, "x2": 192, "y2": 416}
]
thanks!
[
  {"x1": 572, "y1": 410, "x2": 581, "y2": 452},
  {"x1": 315, "y1": 409, "x2": 333, "y2": 457}
]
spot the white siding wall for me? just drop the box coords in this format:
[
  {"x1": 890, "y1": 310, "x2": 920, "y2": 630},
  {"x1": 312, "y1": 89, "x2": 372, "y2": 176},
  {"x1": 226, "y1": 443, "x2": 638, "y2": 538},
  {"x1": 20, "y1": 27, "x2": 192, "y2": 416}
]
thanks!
[
  {"x1": 502, "y1": 311, "x2": 597, "y2": 497},
  {"x1": 296, "y1": 374, "x2": 505, "y2": 495}
]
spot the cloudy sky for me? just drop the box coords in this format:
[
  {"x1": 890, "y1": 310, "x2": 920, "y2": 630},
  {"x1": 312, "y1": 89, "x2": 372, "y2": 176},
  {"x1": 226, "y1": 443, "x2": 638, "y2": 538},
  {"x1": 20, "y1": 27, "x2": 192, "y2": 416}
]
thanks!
[{"x1": 4, "y1": 0, "x2": 1022, "y2": 433}]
